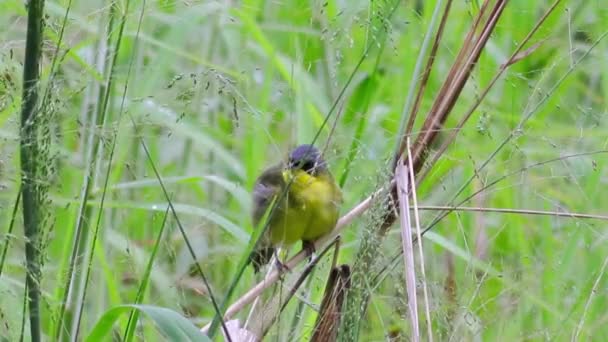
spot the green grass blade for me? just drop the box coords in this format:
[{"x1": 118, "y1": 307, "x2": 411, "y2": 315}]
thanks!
[
  {"x1": 86, "y1": 304, "x2": 211, "y2": 342},
  {"x1": 123, "y1": 205, "x2": 171, "y2": 341}
]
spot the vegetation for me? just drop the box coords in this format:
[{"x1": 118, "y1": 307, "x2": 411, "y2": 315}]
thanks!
[{"x1": 0, "y1": 0, "x2": 606, "y2": 340}]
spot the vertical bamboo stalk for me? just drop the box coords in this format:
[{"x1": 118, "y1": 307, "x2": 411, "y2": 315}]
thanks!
[{"x1": 20, "y1": 1, "x2": 46, "y2": 341}]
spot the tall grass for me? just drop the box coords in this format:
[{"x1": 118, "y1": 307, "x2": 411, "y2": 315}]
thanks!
[
  {"x1": 19, "y1": 0, "x2": 47, "y2": 340},
  {"x1": 1, "y1": 0, "x2": 607, "y2": 340}
]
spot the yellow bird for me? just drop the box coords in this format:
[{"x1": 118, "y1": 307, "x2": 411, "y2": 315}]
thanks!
[{"x1": 250, "y1": 144, "x2": 343, "y2": 272}]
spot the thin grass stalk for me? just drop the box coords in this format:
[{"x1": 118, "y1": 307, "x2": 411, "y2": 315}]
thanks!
[
  {"x1": 73, "y1": 1, "x2": 145, "y2": 338},
  {"x1": 19, "y1": 0, "x2": 46, "y2": 340},
  {"x1": 243, "y1": 257, "x2": 276, "y2": 332},
  {"x1": 340, "y1": 2, "x2": 509, "y2": 339},
  {"x1": 201, "y1": 5, "x2": 221, "y2": 301},
  {"x1": 338, "y1": 203, "x2": 386, "y2": 341},
  {"x1": 209, "y1": 192, "x2": 289, "y2": 337},
  {"x1": 338, "y1": 37, "x2": 385, "y2": 187},
  {"x1": 381, "y1": 0, "x2": 507, "y2": 239},
  {"x1": 416, "y1": 0, "x2": 563, "y2": 185},
  {"x1": 130, "y1": 116, "x2": 233, "y2": 341},
  {"x1": 395, "y1": 159, "x2": 419, "y2": 341},
  {"x1": 251, "y1": 240, "x2": 338, "y2": 339},
  {"x1": 55, "y1": 2, "x2": 123, "y2": 340},
  {"x1": 124, "y1": 205, "x2": 171, "y2": 341},
  {"x1": 404, "y1": 0, "x2": 453, "y2": 137},
  {"x1": 19, "y1": 281, "x2": 29, "y2": 341},
  {"x1": 406, "y1": 0, "x2": 490, "y2": 166},
  {"x1": 302, "y1": 241, "x2": 341, "y2": 339},
  {"x1": 409, "y1": 0, "x2": 506, "y2": 173},
  {"x1": 286, "y1": 271, "x2": 315, "y2": 339},
  {"x1": 385, "y1": 0, "x2": 472, "y2": 236},
  {"x1": 573, "y1": 255, "x2": 608, "y2": 340},
  {"x1": 53, "y1": 18, "x2": 111, "y2": 340},
  {"x1": 421, "y1": 27, "x2": 607, "y2": 238},
  {"x1": 393, "y1": 0, "x2": 448, "y2": 165},
  {"x1": 40, "y1": 0, "x2": 72, "y2": 104},
  {"x1": 338, "y1": 0, "x2": 449, "y2": 339},
  {"x1": 444, "y1": 253, "x2": 484, "y2": 339},
  {"x1": 0, "y1": 187, "x2": 21, "y2": 278},
  {"x1": 374, "y1": 151, "x2": 608, "y2": 288},
  {"x1": 416, "y1": 206, "x2": 608, "y2": 221},
  {"x1": 278, "y1": 240, "x2": 340, "y2": 313},
  {"x1": 388, "y1": 0, "x2": 460, "y2": 231},
  {"x1": 243, "y1": 245, "x2": 320, "y2": 336},
  {"x1": 286, "y1": 241, "x2": 340, "y2": 340}
]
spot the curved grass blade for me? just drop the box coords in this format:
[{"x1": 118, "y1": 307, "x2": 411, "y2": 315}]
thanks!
[
  {"x1": 86, "y1": 304, "x2": 211, "y2": 342},
  {"x1": 123, "y1": 205, "x2": 171, "y2": 341},
  {"x1": 52, "y1": 197, "x2": 249, "y2": 244},
  {"x1": 103, "y1": 175, "x2": 251, "y2": 212}
]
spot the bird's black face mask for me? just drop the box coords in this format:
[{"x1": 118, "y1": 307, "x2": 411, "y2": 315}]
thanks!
[{"x1": 288, "y1": 144, "x2": 327, "y2": 176}]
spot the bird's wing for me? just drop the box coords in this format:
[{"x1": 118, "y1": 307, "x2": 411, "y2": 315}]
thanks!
[
  {"x1": 251, "y1": 164, "x2": 285, "y2": 225},
  {"x1": 250, "y1": 164, "x2": 284, "y2": 272}
]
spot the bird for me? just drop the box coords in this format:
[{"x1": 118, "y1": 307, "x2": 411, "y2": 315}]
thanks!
[{"x1": 249, "y1": 144, "x2": 343, "y2": 273}]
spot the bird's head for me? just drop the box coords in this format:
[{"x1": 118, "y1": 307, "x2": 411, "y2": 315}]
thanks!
[{"x1": 288, "y1": 144, "x2": 327, "y2": 176}]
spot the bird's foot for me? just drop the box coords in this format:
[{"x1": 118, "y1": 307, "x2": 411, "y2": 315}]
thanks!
[
  {"x1": 273, "y1": 253, "x2": 290, "y2": 275},
  {"x1": 302, "y1": 240, "x2": 317, "y2": 261}
]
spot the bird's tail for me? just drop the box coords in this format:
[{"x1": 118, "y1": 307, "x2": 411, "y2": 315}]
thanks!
[{"x1": 250, "y1": 246, "x2": 275, "y2": 273}]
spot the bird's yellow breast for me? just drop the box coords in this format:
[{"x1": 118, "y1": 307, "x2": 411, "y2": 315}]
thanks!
[{"x1": 267, "y1": 169, "x2": 341, "y2": 246}]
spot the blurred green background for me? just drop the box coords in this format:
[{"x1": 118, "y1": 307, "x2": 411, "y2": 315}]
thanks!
[{"x1": 1, "y1": 0, "x2": 607, "y2": 340}]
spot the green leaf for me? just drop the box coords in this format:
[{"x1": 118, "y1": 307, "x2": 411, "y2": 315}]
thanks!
[{"x1": 86, "y1": 304, "x2": 210, "y2": 342}]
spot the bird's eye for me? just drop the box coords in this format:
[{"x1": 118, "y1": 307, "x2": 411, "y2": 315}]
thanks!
[
  {"x1": 290, "y1": 159, "x2": 316, "y2": 173},
  {"x1": 301, "y1": 161, "x2": 315, "y2": 173}
]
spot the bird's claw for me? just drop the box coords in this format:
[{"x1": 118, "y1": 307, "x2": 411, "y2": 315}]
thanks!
[
  {"x1": 302, "y1": 240, "x2": 317, "y2": 261},
  {"x1": 274, "y1": 259, "x2": 290, "y2": 283},
  {"x1": 273, "y1": 253, "x2": 290, "y2": 275}
]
